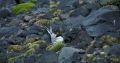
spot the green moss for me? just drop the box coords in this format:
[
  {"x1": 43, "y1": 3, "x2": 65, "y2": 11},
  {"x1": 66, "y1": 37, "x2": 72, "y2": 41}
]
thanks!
[
  {"x1": 9, "y1": 54, "x2": 23, "y2": 63},
  {"x1": 28, "y1": 44, "x2": 39, "y2": 49},
  {"x1": 46, "y1": 42, "x2": 65, "y2": 52},
  {"x1": 30, "y1": 0, "x2": 37, "y2": 3},
  {"x1": 48, "y1": 8, "x2": 56, "y2": 13},
  {"x1": 103, "y1": 0, "x2": 119, "y2": 6},
  {"x1": 33, "y1": 40, "x2": 46, "y2": 44},
  {"x1": 8, "y1": 45, "x2": 23, "y2": 53},
  {"x1": 12, "y1": 2, "x2": 35, "y2": 15},
  {"x1": 24, "y1": 48, "x2": 35, "y2": 57}
]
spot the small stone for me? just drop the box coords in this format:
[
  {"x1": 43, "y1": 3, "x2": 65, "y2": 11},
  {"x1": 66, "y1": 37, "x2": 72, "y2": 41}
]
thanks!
[{"x1": 24, "y1": 15, "x2": 32, "y2": 21}]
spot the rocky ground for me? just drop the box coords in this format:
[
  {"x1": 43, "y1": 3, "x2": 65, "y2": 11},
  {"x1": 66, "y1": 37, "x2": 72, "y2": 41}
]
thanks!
[{"x1": 0, "y1": 0, "x2": 120, "y2": 63}]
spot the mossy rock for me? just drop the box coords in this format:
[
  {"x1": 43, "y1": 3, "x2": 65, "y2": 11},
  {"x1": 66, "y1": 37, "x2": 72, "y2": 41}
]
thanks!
[
  {"x1": 12, "y1": 2, "x2": 35, "y2": 15},
  {"x1": 35, "y1": 19, "x2": 54, "y2": 27},
  {"x1": 48, "y1": 8, "x2": 56, "y2": 13},
  {"x1": 24, "y1": 48, "x2": 35, "y2": 57},
  {"x1": 46, "y1": 42, "x2": 65, "y2": 52},
  {"x1": 8, "y1": 45, "x2": 23, "y2": 53},
  {"x1": 24, "y1": 37, "x2": 39, "y2": 44}
]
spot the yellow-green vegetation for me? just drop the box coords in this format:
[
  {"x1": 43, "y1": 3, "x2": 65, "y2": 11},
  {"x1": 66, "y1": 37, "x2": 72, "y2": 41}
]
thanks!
[
  {"x1": 48, "y1": 0, "x2": 60, "y2": 13},
  {"x1": 8, "y1": 45, "x2": 23, "y2": 53},
  {"x1": 48, "y1": 8, "x2": 56, "y2": 13},
  {"x1": 9, "y1": 48, "x2": 36, "y2": 63},
  {"x1": 8, "y1": 39, "x2": 46, "y2": 53},
  {"x1": 28, "y1": 43, "x2": 39, "y2": 49},
  {"x1": 92, "y1": 56, "x2": 103, "y2": 62},
  {"x1": 53, "y1": 9, "x2": 62, "y2": 16},
  {"x1": 9, "y1": 54, "x2": 23, "y2": 63},
  {"x1": 103, "y1": 0, "x2": 119, "y2": 6},
  {"x1": 52, "y1": 17, "x2": 60, "y2": 21},
  {"x1": 83, "y1": 54, "x2": 93, "y2": 59},
  {"x1": 8, "y1": 38, "x2": 46, "y2": 63},
  {"x1": 24, "y1": 48, "x2": 35, "y2": 57},
  {"x1": 28, "y1": 40, "x2": 46, "y2": 49},
  {"x1": 86, "y1": 40, "x2": 95, "y2": 52},
  {"x1": 24, "y1": 37, "x2": 39, "y2": 44},
  {"x1": 35, "y1": 19, "x2": 54, "y2": 27},
  {"x1": 9, "y1": 34, "x2": 15, "y2": 39},
  {"x1": 12, "y1": 2, "x2": 35, "y2": 15},
  {"x1": 33, "y1": 40, "x2": 46, "y2": 44},
  {"x1": 112, "y1": 58, "x2": 119, "y2": 63},
  {"x1": 37, "y1": 53, "x2": 42, "y2": 56},
  {"x1": 102, "y1": 45, "x2": 110, "y2": 49},
  {"x1": 46, "y1": 42, "x2": 65, "y2": 52},
  {"x1": 101, "y1": 35, "x2": 119, "y2": 45},
  {"x1": 36, "y1": 14, "x2": 44, "y2": 18}
]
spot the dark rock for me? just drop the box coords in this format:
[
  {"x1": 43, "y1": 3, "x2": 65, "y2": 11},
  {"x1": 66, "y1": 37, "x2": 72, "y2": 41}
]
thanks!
[
  {"x1": 75, "y1": 42, "x2": 88, "y2": 49},
  {"x1": 104, "y1": 32, "x2": 120, "y2": 38},
  {"x1": 35, "y1": 0, "x2": 49, "y2": 8},
  {"x1": 36, "y1": 50, "x2": 58, "y2": 63},
  {"x1": 0, "y1": 0, "x2": 16, "y2": 8},
  {"x1": 0, "y1": 18, "x2": 6, "y2": 27},
  {"x1": 24, "y1": 15, "x2": 32, "y2": 22},
  {"x1": 0, "y1": 26, "x2": 20, "y2": 38},
  {"x1": 14, "y1": 59, "x2": 22, "y2": 63},
  {"x1": 24, "y1": 54, "x2": 38, "y2": 63},
  {"x1": 0, "y1": 40, "x2": 10, "y2": 52},
  {"x1": 41, "y1": 34, "x2": 50, "y2": 43},
  {"x1": 61, "y1": 15, "x2": 84, "y2": 37},
  {"x1": 99, "y1": 0, "x2": 111, "y2": 5},
  {"x1": 0, "y1": 57, "x2": 7, "y2": 63},
  {"x1": 14, "y1": 57, "x2": 25, "y2": 63},
  {"x1": 81, "y1": 10, "x2": 120, "y2": 37},
  {"x1": 8, "y1": 18, "x2": 23, "y2": 26},
  {"x1": 47, "y1": 21, "x2": 63, "y2": 33},
  {"x1": 26, "y1": 34, "x2": 39, "y2": 39},
  {"x1": 77, "y1": 30, "x2": 93, "y2": 43},
  {"x1": 62, "y1": 52, "x2": 84, "y2": 63},
  {"x1": 70, "y1": 7, "x2": 89, "y2": 17},
  {"x1": 85, "y1": 23, "x2": 115, "y2": 37},
  {"x1": 109, "y1": 46, "x2": 120, "y2": 55},
  {"x1": 63, "y1": 26, "x2": 82, "y2": 42},
  {"x1": 57, "y1": 0, "x2": 79, "y2": 13},
  {"x1": 99, "y1": 5, "x2": 119, "y2": 10},
  {"x1": 43, "y1": 13, "x2": 54, "y2": 20},
  {"x1": 62, "y1": 15, "x2": 84, "y2": 28},
  {"x1": 86, "y1": 2, "x2": 101, "y2": 12},
  {"x1": 8, "y1": 37, "x2": 25, "y2": 45},
  {"x1": 32, "y1": 8, "x2": 49, "y2": 15},
  {"x1": 58, "y1": 47, "x2": 79, "y2": 62},
  {"x1": 0, "y1": 8, "x2": 13, "y2": 18},
  {"x1": 18, "y1": 30, "x2": 38, "y2": 37}
]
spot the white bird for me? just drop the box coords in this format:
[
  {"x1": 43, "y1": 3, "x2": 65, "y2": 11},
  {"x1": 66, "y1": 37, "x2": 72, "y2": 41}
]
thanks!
[{"x1": 45, "y1": 26, "x2": 64, "y2": 44}]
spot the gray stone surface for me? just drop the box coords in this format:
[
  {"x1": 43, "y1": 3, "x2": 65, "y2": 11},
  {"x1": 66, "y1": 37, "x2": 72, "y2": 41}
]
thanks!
[{"x1": 58, "y1": 47, "x2": 79, "y2": 63}]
